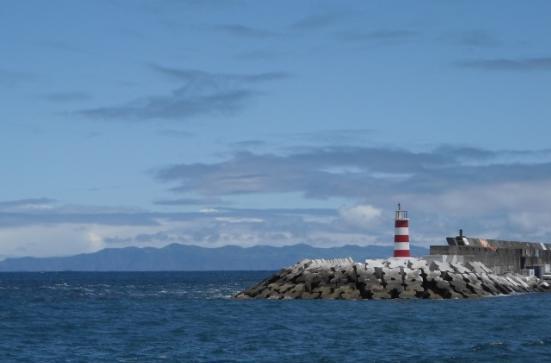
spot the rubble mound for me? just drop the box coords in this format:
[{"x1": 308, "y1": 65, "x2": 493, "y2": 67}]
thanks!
[{"x1": 235, "y1": 257, "x2": 551, "y2": 300}]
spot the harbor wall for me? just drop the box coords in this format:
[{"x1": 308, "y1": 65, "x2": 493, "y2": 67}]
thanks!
[{"x1": 430, "y1": 236, "x2": 551, "y2": 277}]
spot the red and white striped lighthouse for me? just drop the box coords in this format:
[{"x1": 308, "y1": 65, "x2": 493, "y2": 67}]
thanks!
[{"x1": 393, "y1": 203, "x2": 411, "y2": 258}]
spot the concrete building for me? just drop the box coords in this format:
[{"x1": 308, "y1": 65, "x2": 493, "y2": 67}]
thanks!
[{"x1": 430, "y1": 230, "x2": 551, "y2": 277}]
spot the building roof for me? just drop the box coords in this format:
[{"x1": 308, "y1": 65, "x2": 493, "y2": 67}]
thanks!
[{"x1": 446, "y1": 236, "x2": 551, "y2": 251}]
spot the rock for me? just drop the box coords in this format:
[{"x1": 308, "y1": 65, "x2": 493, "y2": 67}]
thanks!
[
  {"x1": 256, "y1": 289, "x2": 272, "y2": 298},
  {"x1": 423, "y1": 269, "x2": 441, "y2": 283},
  {"x1": 435, "y1": 277, "x2": 451, "y2": 291},
  {"x1": 277, "y1": 283, "x2": 295, "y2": 293},
  {"x1": 235, "y1": 257, "x2": 550, "y2": 300},
  {"x1": 370, "y1": 288, "x2": 392, "y2": 300},
  {"x1": 408, "y1": 258, "x2": 430, "y2": 270},
  {"x1": 430, "y1": 260, "x2": 454, "y2": 272},
  {"x1": 387, "y1": 258, "x2": 409, "y2": 269},
  {"x1": 488, "y1": 275, "x2": 514, "y2": 294},
  {"x1": 403, "y1": 270, "x2": 424, "y2": 291},
  {"x1": 234, "y1": 292, "x2": 251, "y2": 299},
  {"x1": 450, "y1": 262, "x2": 471, "y2": 274},
  {"x1": 467, "y1": 274, "x2": 489, "y2": 296},
  {"x1": 300, "y1": 291, "x2": 321, "y2": 299},
  {"x1": 267, "y1": 282, "x2": 282, "y2": 291},
  {"x1": 383, "y1": 267, "x2": 404, "y2": 297},
  {"x1": 340, "y1": 286, "x2": 361, "y2": 300},
  {"x1": 401, "y1": 268, "x2": 424, "y2": 298},
  {"x1": 503, "y1": 276, "x2": 524, "y2": 292},
  {"x1": 365, "y1": 259, "x2": 386, "y2": 269},
  {"x1": 426, "y1": 290, "x2": 444, "y2": 299},
  {"x1": 475, "y1": 273, "x2": 500, "y2": 295},
  {"x1": 399, "y1": 289, "x2": 418, "y2": 299},
  {"x1": 466, "y1": 261, "x2": 493, "y2": 274},
  {"x1": 508, "y1": 275, "x2": 530, "y2": 290},
  {"x1": 446, "y1": 273, "x2": 470, "y2": 297},
  {"x1": 283, "y1": 283, "x2": 305, "y2": 299},
  {"x1": 313, "y1": 286, "x2": 333, "y2": 298}
]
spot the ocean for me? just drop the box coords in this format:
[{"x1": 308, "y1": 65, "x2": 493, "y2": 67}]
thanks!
[{"x1": 1, "y1": 271, "x2": 550, "y2": 362}]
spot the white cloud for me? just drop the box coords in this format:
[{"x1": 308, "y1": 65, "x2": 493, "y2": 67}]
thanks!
[
  {"x1": 339, "y1": 204, "x2": 382, "y2": 228},
  {"x1": 507, "y1": 211, "x2": 551, "y2": 238},
  {"x1": 306, "y1": 231, "x2": 381, "y2": 246},
  {"x1": 215, "y1": 217, "x2": 264, "y2": 223},
  {"x1": 397, "y1": 180, "x2": 551, "y2": 216},
  {"x1": 87, "y1": 231, "x2": 106, "y2": 252},
  {"x1": 199, "y1": 208, "x2": 219, "y2": 214},
  {"x1": 0, "y1": 224, "x2": 109, "y2": 258}
]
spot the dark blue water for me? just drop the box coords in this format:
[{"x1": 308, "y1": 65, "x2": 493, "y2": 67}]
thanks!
[{"x1": 1, "y1": 272, "x2": 550, "y2": 362}]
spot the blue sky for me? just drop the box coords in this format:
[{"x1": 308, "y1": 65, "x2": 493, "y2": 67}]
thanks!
[{"x1": 2, "y1": 0, "x2": 551, "y2": 257}]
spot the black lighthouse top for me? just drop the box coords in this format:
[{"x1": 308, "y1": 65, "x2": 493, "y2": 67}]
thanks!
[{"x1": 395, "y1": 203, "x2": 408, "y2": 220}]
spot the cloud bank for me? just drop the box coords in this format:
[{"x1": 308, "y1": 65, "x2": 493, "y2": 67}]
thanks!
[{"x1": 4, "y1": 145, "x2": 551, "y2": 257}]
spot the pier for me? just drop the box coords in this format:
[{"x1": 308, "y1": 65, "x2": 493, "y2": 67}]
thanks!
[{"x1": 430, "y1": 230, "x2": 551, "y2": 278}]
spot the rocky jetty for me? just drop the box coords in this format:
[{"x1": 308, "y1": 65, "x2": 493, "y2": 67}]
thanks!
[{"x1": 235, "y1": 257, "x2": 551, "y2": 300}]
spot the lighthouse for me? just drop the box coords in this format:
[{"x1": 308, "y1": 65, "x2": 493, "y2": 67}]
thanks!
[{"x1": 393, "y1": 203, "x2": 411, "y2": 258}]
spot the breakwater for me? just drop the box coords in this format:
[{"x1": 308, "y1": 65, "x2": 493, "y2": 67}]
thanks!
[{"x1": 235, "y1": 257, "x2": 551, "y2": 300}]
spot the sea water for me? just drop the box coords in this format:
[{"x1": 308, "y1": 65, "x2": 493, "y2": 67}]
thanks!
[{"x1": 0, "y1": 271, "x2": 550, "y2": 362}]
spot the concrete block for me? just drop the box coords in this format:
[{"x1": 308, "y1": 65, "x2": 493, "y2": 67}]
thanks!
[
  {"x1": 370, "y1": 289, "x2": 392, "y2": 299},
  {"x1": 365, "y1": 259, "x2": 386, "y2": 269},
  {"x1": 408, "y1": 258, "x2": 430, "y2": 270},
  {"x1": 312, "y1": 286, "x2": 333, "y2": 297},
  {"x1": 300, "y1": 292, "x2": 321, "y2": 299},
  {"x1": 235, "y1": 255, "x2": 550, "y2": 300},
  {"x1": 450, "y1": 263, "x2": 471, "y2": 274},
  {"x1": 387, "y1": 258, "x2": 409, "y2": 269},
  {"x1": 474, "y1": 273, "x2": 499, "y2": 295},
  {"x1": 398, "y1": 289, "x2": 418, "y2": 299},
  {"x1": 341, "y1": 289, "x2": 361, "y2": 300},
  {"x1": 430, "y1": 260, "x2": 454, "y2": 272}
]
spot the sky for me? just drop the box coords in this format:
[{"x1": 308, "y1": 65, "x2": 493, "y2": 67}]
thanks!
[{"x1": 2, "y1": 0, "x2": 551, "y2": 258}]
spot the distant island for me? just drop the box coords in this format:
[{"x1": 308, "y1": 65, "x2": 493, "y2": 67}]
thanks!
[{"x1": 0, "y1": 243, "x2": 428, "y2": 271}]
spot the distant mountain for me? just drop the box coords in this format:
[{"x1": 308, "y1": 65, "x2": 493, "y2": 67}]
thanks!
[{"x1": 0, "y1": 243, "x2": 429, "y2": 271}]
